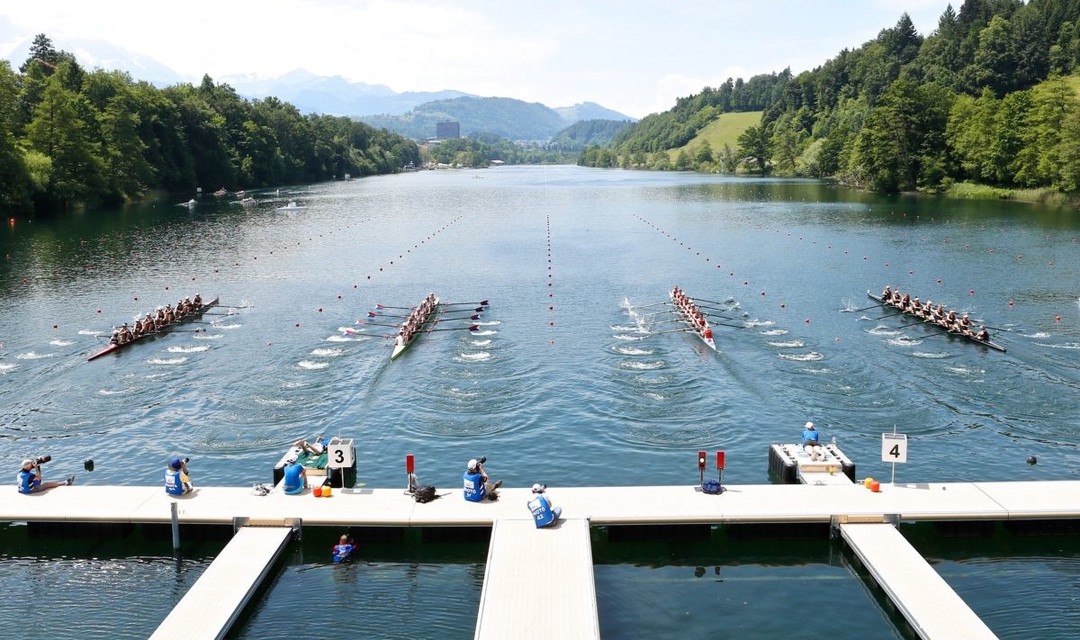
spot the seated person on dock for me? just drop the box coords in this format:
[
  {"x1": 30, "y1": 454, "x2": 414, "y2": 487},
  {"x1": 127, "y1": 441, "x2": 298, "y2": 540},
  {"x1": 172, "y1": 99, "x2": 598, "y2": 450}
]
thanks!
[
  {"x1": 527, "y1": 483, "x2": 562, "y2": 528},
  {"x1": 17, "y1": 459, "x2": 73, "y2": 494},
  {"x1": 463, "y1": 457, "x2": 501, "y2": 502},
  {"x1": 295, "y1": 437, "x2": 328, "y2": 456},
  {"x1": 801, "y1": 422, "x2": 824, "y2": 461},
  {"x1": 164, "y1": 458, "x2": 193, "y2": 496},
  {"x1": 332, "y1": 534, "x2": 356, "y2": 563},
  {"x1": 283, "y1": 460, "x2": 307, "y2": 495}
]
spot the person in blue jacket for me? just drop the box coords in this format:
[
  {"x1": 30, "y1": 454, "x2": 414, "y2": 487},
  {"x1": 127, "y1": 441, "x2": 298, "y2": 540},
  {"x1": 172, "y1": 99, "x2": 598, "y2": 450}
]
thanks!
[
  {"x1": 164, "y1": 457, "x2": 193, "y2": 495},
  {"x1": 282, "y1": 460, "x2": 307, "y2": 495},
  {"x1": 332, "y1": 534, "x2": 356, "y2": 563},
  {"x1": 463, "y1": 458, "x2": 501, "y2": 502},
  {"x1": 527, "y1": 483, "x2": 562, "y2": 528},
  {"x1": 801, "y1": 421, "x2": 824, "y2": 461},
  {"x1": 17, "y1": 459, "x2": 73, "y2": 494}
]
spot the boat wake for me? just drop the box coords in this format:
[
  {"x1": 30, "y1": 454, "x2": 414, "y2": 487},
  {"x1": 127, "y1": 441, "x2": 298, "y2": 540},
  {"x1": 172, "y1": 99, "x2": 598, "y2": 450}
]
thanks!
[
  {"x1": 911, "y1": 351, "x2": 950, "y2": 359},
  {"x1": 618, "y1": 360, "x2": 665, "y2": 370},
  {"x1": 148, "y1": 356, "x2": 188, "y2": 365},
  {"x1": 612, "y1": 345, "x2": 654, "y2": 356},
  {"x1": 297, "y1": 360, "x2": 329, "y2": 370},
  {"x1": 97, "y1": 388, "x2": 130, "y2": 395},
  {"x1": 310, "y1": 347, "x2": 345, "y2": 357},
  {"x1": 193, "y1": 333, "x2": 223, "y2": 340},
  {"x1": 642, "y1": 391, "x2": 666, "y2": 401},
  {"x1": 16, "y1": 351, "x2": 56, "y2": 360},
  {"x1": 758, "y1": 328, "x2": 788, "y2": 336},
  {"x1": 474, "y1": 320, "x2": 500, "y2": 326},
  {"x1": 614, "y1": 333, "x2": 647, "y2": 341},
  {"x1": 611, "y1": 324, "x2": 646, "y2": 332},
  {"x1": 887, "y1": 336, "x2": 923, "y2": 346},
  {"x1": 168, "y1": 345, "x2": 211, "y2": 353},
  {"x1": 472, "y1": 330, "x2": 498, "y2": 336},
  {"x1": 767, "y1": 340, "x2": 804, "y2": 348},
  {"x1": 779, "y1": 352, "x2": 824, "y2": 362},
  {"x1": 456, "y1": 352, "x2": 491, "y2": 362},
  {"x1": 1035, "y1": 341, "x2": 1080, "y2": 350},
  {"x1": 213, "y1": 322, "x2": 242, "y2": 330},
  {"x1": 868, "y1": 326, "x2": 901, "y2": 336},
  {"x1": 50, "y1": 339, "x2": 75, "y2": 347},
  {"x1": 77, "y1": 329, "x2": 101, "y2": 336},
  {"x1": 945, "y1": 365, "x2": 985, "y2": 376},
  {"x1": 745, "y1": 319, "x2": 774, "y2": 327},
  {"x1": 0, "y1": 363, "x2": 16, "y2": 374},
  {"x1": 471, "y1": 339, "x2": 492, "y2": 346},
  {"x1": 1022, "y1": 332, "x2": 1051, "y2": 339}
]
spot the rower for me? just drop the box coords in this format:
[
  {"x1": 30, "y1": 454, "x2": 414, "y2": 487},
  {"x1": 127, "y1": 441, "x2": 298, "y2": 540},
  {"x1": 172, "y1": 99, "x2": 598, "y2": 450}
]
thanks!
[
  {"x1": 109, "y1": 327, "x2": 120, "y2": 345},
  {"x1": 881, "y1": 285, "x2": 892, "y2": 300},
  {"x1": 192, "y1": 293, "x2": 202, "y2": 307},
  {"x1": 118, "y1": 323, "x2": 132, "y2": 344}
]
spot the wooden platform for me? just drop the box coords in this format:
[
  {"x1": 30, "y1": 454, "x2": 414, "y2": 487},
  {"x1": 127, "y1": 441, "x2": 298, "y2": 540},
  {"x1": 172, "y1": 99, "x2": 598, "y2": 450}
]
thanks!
[
  {"x1": 475, "y1": 518, "x2": 599, "y2": 640},
  {"x1": 840, "y1": 523, "x2": 998, "y2": 640},
  {"x1": 149, "y1": 525, "x2": 294, "y2": 640}
]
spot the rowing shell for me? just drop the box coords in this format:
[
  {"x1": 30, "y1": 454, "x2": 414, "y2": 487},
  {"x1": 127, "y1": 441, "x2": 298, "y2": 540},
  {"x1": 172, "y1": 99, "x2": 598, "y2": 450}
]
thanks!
[
  {"x1": 390, "y1": 296, "x2": 439, "y2": 360},
  {"x1": 669, "y1": 288, "x2": 717, "y2": 351},
  {"x1": 87, "y1": 297, "x2": 220, "y2": 361},
  {"x1": 867, "y1": 292, "x2": 1006, "y2": 353}
]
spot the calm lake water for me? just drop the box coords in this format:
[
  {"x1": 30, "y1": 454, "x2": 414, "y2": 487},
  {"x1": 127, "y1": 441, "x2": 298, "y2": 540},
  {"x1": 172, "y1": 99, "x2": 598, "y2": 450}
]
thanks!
[{"x1": 1, "y1": 166, "x2": 1077, "y2": 638}]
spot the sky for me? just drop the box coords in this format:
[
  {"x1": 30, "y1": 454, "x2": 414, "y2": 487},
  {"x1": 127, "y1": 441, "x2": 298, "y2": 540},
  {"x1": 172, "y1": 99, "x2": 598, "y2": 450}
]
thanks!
[{"x1": 0, "y1": 0, "x2": 955, "y2": 119}]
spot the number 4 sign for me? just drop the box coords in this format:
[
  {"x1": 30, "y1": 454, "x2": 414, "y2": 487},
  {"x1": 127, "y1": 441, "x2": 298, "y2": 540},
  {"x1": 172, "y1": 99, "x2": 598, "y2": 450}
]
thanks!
[{"x1": 881, "y1": 433, "x2": 908, "y2": 463}]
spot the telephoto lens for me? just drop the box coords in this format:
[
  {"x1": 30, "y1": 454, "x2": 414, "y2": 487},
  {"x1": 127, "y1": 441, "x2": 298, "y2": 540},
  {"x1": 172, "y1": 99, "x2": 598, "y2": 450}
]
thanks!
[{"x1": 35, "y1": 455, "x2": 52, "y2": 464}]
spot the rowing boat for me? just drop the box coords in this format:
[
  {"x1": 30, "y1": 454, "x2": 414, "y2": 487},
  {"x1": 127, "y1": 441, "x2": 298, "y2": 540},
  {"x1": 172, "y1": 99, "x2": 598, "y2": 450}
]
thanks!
[
  {"x1": 87, "y1": 297, "x2": 220, "y2": 361},
  {"x1": 669, "y1": 288, "x2": 717, "y2": 351},
  {"x1": 390, "y1": 295, "x2": 440, "y2": 360},
  {"x1": 866, "y1": 292, "x2": 1006, "y2": 353}
]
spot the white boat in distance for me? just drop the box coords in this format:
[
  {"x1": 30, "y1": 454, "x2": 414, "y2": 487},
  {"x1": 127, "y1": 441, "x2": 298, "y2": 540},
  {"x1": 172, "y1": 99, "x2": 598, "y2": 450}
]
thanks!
[{"x1": 276, "y1": 200, "x2": 306, "y2": 211}]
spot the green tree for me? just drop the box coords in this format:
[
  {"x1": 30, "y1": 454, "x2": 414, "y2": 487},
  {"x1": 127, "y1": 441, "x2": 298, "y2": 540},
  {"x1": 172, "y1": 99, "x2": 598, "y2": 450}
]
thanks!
[{"x1": 737, "y1": 124, "x2": 771, "y2": 174}]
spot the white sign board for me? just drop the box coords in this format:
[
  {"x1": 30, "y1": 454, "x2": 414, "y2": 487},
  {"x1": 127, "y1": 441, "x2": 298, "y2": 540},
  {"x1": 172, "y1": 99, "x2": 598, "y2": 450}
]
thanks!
[
  {"x1": 327, "y1": 441, "x2": 354, "y2": 468},
  {"x1": 881, "y1": 433, "x2": 908, "y2": 464}
]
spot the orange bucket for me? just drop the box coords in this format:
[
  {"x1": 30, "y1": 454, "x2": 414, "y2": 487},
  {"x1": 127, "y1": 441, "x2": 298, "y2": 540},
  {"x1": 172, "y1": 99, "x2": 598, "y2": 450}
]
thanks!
[
  {"x1": 870, "y1": 481, "x2": 881, "y2": 493},
  {"x1": 313, "y1": 486, "x2": 323, "y2": 497}
]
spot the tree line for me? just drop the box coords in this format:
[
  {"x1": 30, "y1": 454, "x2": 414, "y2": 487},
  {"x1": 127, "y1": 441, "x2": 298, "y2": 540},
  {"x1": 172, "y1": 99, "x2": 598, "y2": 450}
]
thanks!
[
  {"x1": 584, "y1": 0, "x2": 1080, "y2": 195},
  {"x1": 1, "y1": 35, "x2": 422, "y2": 215}
]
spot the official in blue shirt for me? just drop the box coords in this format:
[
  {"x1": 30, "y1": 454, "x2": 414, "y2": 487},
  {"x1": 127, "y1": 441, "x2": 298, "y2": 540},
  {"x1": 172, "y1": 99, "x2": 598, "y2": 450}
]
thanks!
[
  {"x1": 527, "y1": 483, "x2": 562, "y2": 528},
  {"x1": 164, "y1": 457, "x2": 193, "y2": 495},
  {"x1": 17, "y1": 459, "x2": 72, "y2": 494},
  {"x1": 463, "y1": 458, "x2": 501, "y2": 502},
  {"x1": 283, "y1": 461, "x2": 307, "y2": 495},
  {"x1": 801, "y1": 421, "x2": 824, "y2": 461}
]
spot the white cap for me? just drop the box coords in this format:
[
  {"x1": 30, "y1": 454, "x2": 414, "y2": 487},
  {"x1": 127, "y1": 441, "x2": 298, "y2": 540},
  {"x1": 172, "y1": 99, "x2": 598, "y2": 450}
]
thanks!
[
  {"x1": 468, "y1": 459, "x2": 478, "y2": 470},
  {"x1": 531, "y1": 483, "x2": 545, "y2": 493},
  {"x1": 21, "y1": 459, "x2": 33, "y2": 469},
  {"x1": 805, "y1": 421, "x2": 815, "y2": 429}
]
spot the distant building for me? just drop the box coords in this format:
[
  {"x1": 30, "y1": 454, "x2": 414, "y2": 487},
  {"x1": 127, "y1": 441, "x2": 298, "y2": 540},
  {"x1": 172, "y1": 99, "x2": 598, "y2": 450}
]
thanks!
[{"x1": 436, "y1": 121, "x2": 460, "y2": 140}]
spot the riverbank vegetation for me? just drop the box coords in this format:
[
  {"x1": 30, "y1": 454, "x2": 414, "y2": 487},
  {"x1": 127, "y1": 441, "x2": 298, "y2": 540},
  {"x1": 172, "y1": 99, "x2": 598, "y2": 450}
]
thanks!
[
  {"x1": 581, "y1": 0, "x2": 1080, "y2": 200},
  {"x1": 1, "y1": 35, "x2": 421, "y2": 215}
]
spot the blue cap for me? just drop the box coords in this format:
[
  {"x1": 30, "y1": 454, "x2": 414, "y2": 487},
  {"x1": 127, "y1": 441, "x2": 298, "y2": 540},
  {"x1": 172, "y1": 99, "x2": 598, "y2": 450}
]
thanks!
[{"x1": 169, "y1": 457, "x2": 183, "y2": 470}]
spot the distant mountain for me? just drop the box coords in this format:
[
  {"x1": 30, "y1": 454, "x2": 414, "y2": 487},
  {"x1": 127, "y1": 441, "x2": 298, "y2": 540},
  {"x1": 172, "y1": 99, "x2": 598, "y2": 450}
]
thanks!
[
  {"x1": 359, "y1": 96, "x2": 635, "y2": 142},
  {"x1": 222, "y1": 69, "x2": 472, "y2": 116},
  {"x1": 3, "y1": 33, "x2": 186, "y2": 86},
  {"x1": 554, "y1": 102, "x2": 635, "y2": 123},
  {"x1": 549, "y1": 119, "x2": 635, "y2": 152}
]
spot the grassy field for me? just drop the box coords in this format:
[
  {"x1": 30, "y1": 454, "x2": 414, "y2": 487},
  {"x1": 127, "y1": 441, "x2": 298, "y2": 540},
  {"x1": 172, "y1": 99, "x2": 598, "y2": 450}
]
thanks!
[{"x1": 674, "y1": 110, "x2": 762, "y2": 154}]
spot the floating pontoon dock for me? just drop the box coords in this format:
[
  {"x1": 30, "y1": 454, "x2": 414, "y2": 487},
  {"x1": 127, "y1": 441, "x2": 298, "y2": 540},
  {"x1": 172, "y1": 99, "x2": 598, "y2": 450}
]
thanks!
[{"x1": 2, "y1": 479, "x2": 1078, "y2": 639}]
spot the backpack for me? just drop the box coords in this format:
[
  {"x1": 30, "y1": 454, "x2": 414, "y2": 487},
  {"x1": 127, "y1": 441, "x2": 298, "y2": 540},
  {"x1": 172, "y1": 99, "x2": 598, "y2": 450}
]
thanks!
[
  {"x1": 413, "y1": 485, "x2": 437, "y2": 503},
  {"x1": 701, "y1": 479, "x2": 723, "y2": 495}
]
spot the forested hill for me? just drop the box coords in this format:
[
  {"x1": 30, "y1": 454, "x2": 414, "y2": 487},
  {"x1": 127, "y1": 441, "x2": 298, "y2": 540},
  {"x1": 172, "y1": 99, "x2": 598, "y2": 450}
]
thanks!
[
  {"x1": 597, "y1": 0, "x2": 1080, "y2": 196},
  {"x1": 0, "y1": 35, "x2": 421, "y2": 215}
]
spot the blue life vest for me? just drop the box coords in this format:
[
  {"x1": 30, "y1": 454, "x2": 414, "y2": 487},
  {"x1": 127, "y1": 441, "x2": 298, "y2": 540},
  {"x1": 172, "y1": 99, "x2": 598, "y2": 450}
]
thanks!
[
  {"x1": 332, "y1": 543, "x2": 355, "y2": 563},
  {"x1": 17, "y1": 469, "x2": 38, "y2": 494},
  {"x1": 164, "y1": 468, "x2": 188, "y2": 495},
  {"x1": 283, "y1": 463, "x2": 305, "y2": 494},
  {"x1": 801, "y1": 429, "x2": 820, "y2": 446},
  {"x1": 528, "y1": 494, "x2": 556, "y2": 528},
  {"x1": 463, "y1": 471, "x2": 486, "y2": 502}
]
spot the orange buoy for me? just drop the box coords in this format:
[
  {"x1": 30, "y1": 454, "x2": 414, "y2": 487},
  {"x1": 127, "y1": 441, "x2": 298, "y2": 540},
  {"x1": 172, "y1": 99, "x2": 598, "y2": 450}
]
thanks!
[
  {"x1": 313, "y1": 486, "x2": 322, "y2": 497},
  {"x1": 870, "y1": 481, "x2": 881, "y2": 493}
]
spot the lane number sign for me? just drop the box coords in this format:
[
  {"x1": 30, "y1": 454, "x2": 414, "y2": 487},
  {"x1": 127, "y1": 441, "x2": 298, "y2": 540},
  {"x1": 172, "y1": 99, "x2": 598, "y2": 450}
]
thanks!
[{"x1": 881, "y1": 433, "x2": 908, "y2": 464}]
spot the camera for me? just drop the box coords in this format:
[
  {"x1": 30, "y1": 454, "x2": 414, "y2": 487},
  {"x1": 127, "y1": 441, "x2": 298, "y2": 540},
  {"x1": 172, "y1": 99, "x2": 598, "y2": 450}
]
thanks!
[
  {"x1": 35, "y1": 455, "x2": 51, "y2": 465},
  {"x1": 476, "y1": 456, "x2": 487, "y2": 466},
  {"x1": 182, "y1": 457, "x2": 190, "y2": 464}
]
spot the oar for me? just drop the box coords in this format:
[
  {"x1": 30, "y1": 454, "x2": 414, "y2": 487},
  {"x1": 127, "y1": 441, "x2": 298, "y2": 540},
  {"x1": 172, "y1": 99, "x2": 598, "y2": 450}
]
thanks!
[
  {"x1": 875, "y1": 310, "x2": 904, "y2": 320},
  {"x1": 630, "y1": 301, "x2": 671, "y2": 309},
  {"x1": 370, "y1": 310, "x2": 481, "y2": 319},
  {"x1": 441, "y1": 299, "x2": 489, "y2": 306},
  {"x1": 422, "y1": 324, "x2": 479, "y2": 333},
  {"x1": 712, "y1": 322, "x2": 750, "y2": 330},
  {"x1": 218, "y1": 304, "x2": 253, "y2": 309},
  {"x1": 687, "y1": 297, "x2": 735, "y2": 306},
  {"x1": 849, "y1": 303, "x2": 884, "y2": 313},
  {"x1": 647, "y1": 327, "x2": 696, "y2": 336},
  {"x1": 897, "y1": 319, "x2": 931, "y2": 329}
]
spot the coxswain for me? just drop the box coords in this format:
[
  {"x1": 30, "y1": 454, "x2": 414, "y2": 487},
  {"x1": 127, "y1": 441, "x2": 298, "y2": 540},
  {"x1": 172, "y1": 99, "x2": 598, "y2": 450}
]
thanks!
[
  {"x1": 974, "y1": 327, "x2": 990, "y2": 341},
  {"x1": 703, "y1": 327, "x2": 713, "y2": 341}
]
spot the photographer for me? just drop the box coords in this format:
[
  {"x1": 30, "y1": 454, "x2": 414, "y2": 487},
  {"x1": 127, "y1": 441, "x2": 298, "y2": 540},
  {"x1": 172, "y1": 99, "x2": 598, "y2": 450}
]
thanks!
[
  {"x1": 164, "y1": 457, "x2": 193, "y2": 496},
  {"x1": 463, "y1": 457, "x2": 501, "y2": 502},
  {"x1": 527, "y1": 483, "x2": 562, "y2": 528},
  {"x1": 17, "y1": 457, "x2": 74, "y2": 494}
]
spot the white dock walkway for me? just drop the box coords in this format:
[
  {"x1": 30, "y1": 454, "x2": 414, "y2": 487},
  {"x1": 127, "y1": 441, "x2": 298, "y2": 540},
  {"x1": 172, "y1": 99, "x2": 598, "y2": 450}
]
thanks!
[
  {"x1": 475, "y1": 518, "x2": 599, "y2": 640},
  {"x1": 840, "y1": 522, "x2": 998, "y2": 640},
  {"x1": 149, "y1": 525, "x2": 294, "y2": 640}
]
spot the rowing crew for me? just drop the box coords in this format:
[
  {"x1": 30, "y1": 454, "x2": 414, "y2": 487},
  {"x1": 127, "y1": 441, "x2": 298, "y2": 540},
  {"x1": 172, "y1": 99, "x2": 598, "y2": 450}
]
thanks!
[
  {"x1": 109, "y1": 293, "x2": 204, "y2": 345},
  {"x1": 670, "y1": 285, "x2": 714, "y2": 341},
  {"x1": 880, "y1": 285, "x2": 990, "y2": 341},
  {"x1": 393, "y1": 293, "x2": 437, "y2": 348}
]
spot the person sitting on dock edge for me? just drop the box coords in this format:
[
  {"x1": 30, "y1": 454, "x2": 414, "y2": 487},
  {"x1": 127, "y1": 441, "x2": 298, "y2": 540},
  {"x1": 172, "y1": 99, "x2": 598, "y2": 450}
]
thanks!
[
  {"x1": 801, "y1": 422, "x2": 824, "y2": 461},
  {"x1": 463, "y1": 457, "x2": 501, "y2": 502},
  {"x1": 295, "y1": 437, "x2": 327, "y2": 456},
  {"x1": 164, "y1": 457, "x2": 193, "y2": 496},
  {"x1": 527, "y1": 483, "x2": 562, "y2": 528},
  {"x1": 17, "y1": 458, "x2": 73, "y2": 494},
  {"x1": 283, "y1": 460, "x2": 307, "y2": 495}
]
